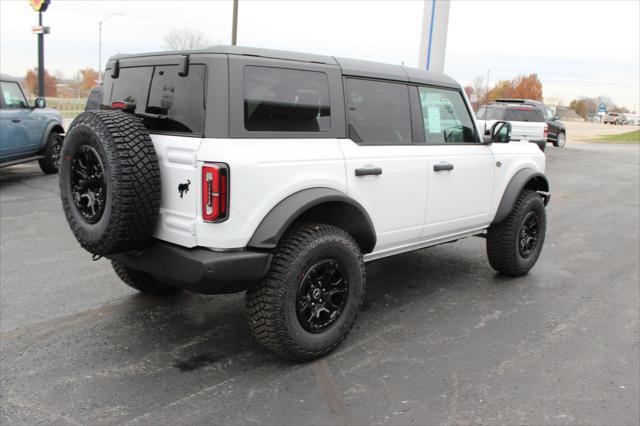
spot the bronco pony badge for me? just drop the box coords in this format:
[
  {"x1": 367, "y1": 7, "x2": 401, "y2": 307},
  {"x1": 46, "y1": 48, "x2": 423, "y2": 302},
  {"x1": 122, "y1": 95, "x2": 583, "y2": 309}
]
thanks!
[{"x1": 178, "y1": 180, "x2": 191, "y2": 198}]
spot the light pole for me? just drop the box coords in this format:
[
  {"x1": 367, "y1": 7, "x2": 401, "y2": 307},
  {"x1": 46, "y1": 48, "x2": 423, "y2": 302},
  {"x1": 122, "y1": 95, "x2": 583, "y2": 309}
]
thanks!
[
  {"x1": 231, "y1": 0, "x2": 239, "y2": 46},
  {"x1": 98, "y1": 13, "x2": 124, "y2": 83}
]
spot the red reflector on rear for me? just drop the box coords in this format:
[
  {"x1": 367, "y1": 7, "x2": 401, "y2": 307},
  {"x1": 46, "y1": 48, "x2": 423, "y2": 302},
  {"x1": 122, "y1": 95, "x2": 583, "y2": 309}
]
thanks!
[{"x1": 202, "y1": 163, "x2": 229, "y2": 222}]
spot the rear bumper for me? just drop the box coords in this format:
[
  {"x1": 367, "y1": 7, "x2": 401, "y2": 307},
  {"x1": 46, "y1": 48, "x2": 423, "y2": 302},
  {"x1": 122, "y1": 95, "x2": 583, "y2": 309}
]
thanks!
[{"x1": 108, "y1": 241, "x2": 272, "y2": 294}]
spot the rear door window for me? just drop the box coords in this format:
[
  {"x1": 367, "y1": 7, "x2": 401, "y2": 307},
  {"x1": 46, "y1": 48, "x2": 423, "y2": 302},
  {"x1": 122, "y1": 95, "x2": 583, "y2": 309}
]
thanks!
[
  {"x1": 243, "y1": 66, "x2": 331, "y2": 132},
  {"x1": 418, "y1": 86, "x2": 476, "y2": 143},
  {"x1": 346, "y1": 78, "x2": 412, "y2": 145},
  {"x1": 105, "y1": 64, "x2": 206, "y2": 135}
]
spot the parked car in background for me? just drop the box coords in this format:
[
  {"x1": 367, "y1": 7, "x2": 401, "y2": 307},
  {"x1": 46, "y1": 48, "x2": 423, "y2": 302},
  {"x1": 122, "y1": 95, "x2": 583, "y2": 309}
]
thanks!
[
  {"x1": 622, "y1": 114, "x2": 640, "y2": 126},
  {"x1": 603, "y1": 112, "x2": 622, "y2": 125},
  {"x1": 476, "y1": 102, "x2": 548, "y2": 151},
  {"x1": 0, "y1": 75, "x2": 65, "y2": 173},
  {"x1": 494, "y1": 99, "x2": 566, "y2": 147}
]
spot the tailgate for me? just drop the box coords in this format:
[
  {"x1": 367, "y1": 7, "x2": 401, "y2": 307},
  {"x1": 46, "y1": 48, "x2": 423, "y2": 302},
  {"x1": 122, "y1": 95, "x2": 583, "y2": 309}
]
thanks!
[
  {"x1": 509, "y1": 121, "x2": 545, "y2": 141},
  {"x1": 151, "y1": 134, "x2": 202, "y2": 248}
]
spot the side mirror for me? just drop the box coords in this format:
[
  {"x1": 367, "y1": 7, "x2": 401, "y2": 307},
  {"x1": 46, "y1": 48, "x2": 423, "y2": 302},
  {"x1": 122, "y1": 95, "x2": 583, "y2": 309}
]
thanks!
[
  {"x1": 34, "y1": 97, "x2": 46, "y2": 108},
  {"x1": 491, "y1": 120, "x2": 512, "y2": 143}
]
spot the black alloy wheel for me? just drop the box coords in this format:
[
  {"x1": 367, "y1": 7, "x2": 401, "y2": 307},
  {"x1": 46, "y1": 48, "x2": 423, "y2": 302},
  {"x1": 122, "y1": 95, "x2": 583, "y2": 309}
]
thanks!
[
  {"x1": 71, "y1": 145, "x2": 107, "y2": 224},
  {"x1": 296, "y1": 259, "x2": 349, "y2": 333},
  {"x1": 518, "y1": 211, "x2": 539, "y2": 259}
]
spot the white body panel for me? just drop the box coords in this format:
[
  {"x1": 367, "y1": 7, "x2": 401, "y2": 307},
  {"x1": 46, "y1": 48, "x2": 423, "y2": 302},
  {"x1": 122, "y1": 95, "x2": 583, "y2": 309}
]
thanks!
[
  {"x1": 422, "y1": 144, "x2": 494, "y2": 237},
  {"x1": 339, "y1": 139, "x2": 429, "y2": 252},
  {"x1": 151, "y1": 134, "x2": 202, "y2": 248},
  {"x1": 194, "y1": 138, "x2": 346, "y2": 249},
  {"x1": 151, "y1": 134, "x2": 545, "y2": 260}
]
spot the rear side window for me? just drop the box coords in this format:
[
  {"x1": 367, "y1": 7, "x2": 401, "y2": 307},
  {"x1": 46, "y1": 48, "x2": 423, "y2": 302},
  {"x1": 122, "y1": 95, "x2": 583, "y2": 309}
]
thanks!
[
  {"x1": 418, "y1": 86, "x2": 476, "y2": 143},
  {"x1": 505, "y1": 107, "x2": 544, "y2": 122},
  {"x1": 1, "y1": 81, "x2": 28, "y2": 109},
  {"x1": 346, "y1": 78, "x2": 412, "y2": 145},
  {"x1": 243, "y1": 66, "x2": 330, "y2": 132},
  {"x1": 105, "y1": 64, "x2": 206, "y2": 135}
]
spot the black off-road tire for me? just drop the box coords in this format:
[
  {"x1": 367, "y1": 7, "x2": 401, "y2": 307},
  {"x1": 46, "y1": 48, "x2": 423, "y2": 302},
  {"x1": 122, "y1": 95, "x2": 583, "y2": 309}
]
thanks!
[
  {"x1": 38, "y1": 131, "x2": 63, "y2": 174},
  {"x1": 486, "y1": 190, "x2": 546, "y2": 276},
  {"x1": 111, "y1": 260, "x2": 180, "y2": 296},
  {"x1": 59, "y1": 111, "x2": 160, "y2": 256},
  {"x1": 246, "y1": 223, "x2": 365, "y2": 361}
]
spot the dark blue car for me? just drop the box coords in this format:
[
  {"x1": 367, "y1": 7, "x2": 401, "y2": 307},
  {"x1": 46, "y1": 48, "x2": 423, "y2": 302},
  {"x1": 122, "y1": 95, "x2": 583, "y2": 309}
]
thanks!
[{"x1": 0, "y1": 75, "x2": 65, "y2": 174}]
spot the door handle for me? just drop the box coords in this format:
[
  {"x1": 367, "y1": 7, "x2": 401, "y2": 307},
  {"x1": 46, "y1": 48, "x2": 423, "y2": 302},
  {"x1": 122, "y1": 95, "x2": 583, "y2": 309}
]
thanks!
[
  {"x1": 433, "y1": 163, "x2": 454, "y2": 172},
  {"x1": 355, "y1": 167, "x2": 383, "y2": 177},
  {"x1": 11, "y1": 118, "x2": 21, "y2": 123}
]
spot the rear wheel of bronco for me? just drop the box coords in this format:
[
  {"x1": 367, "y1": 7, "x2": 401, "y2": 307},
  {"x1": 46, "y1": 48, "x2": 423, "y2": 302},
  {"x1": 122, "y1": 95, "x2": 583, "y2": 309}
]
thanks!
[
  {"x1": 246, "y1": 223, "x2": 365, "y2": 361},
  {"x1": 111, "y1": 260, "x2": 180, "y2": 296},
  {"x1": 39, "y1": 131, "x2": 63, "y2": 174},
  {"x1": 58, "y1": 111, "x2": 161, "y2": 256},
  {"x1": 486, "y1": 190, "x2": 546, "y2": 276}
]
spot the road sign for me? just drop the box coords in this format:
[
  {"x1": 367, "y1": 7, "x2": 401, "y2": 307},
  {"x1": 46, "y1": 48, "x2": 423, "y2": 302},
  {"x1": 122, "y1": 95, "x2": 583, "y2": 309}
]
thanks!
[
  {"x1": 598, "y1": 103, "x2": 607, "y2": 113},
  {"x1": 31, "y1": 26, "x2": 50, "y2": 34},
  {"x1": 29, "y1": 0, "x2": 50, "y2": 13}
]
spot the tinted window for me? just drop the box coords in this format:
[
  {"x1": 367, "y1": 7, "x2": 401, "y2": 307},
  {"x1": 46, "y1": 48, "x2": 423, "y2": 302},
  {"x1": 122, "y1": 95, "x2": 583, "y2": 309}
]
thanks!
[
  {"x1": 146, "y1": 65, "x2": 206, "y2": 134},
  {"x1": 243, "y1": 66, "x2": 330, "y2": 132},
  {"x1": 346, "y1": 78, "x2": 411, "y2": 144},
  {"x1": 505, "y1": 107, "x2": 544, "y2": 122},
  {"x1": 418, "y1": 86, "x2": 475, "y2": 143},
  {"x1": 105, "y1": 64, "x2": 206, "y2": 134},
  {"x1": 1, "y1": 82, "x2": 28, "y2": 109},
  {"x1": 109, "y1": 66, "x2": 153, "y2": 109}
]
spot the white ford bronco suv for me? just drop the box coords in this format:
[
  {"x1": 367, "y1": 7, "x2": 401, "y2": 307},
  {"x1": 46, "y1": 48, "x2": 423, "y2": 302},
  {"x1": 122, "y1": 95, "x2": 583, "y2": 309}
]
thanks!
[{"x1": 59, "y1": 46, "x2": 550, "y2": 361}]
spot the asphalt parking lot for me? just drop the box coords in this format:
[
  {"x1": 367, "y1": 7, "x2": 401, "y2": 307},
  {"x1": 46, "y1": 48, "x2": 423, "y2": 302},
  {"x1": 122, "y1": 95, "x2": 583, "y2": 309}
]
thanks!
[{"x1": 1, "y1": 139, "x2": 639, "y2": 425}]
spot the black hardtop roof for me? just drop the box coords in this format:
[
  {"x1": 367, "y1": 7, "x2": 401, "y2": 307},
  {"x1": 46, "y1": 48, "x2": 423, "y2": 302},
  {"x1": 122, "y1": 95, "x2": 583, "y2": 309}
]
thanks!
[{"x1": 109, "y1": 45, "x2": 460, "y2": 89}]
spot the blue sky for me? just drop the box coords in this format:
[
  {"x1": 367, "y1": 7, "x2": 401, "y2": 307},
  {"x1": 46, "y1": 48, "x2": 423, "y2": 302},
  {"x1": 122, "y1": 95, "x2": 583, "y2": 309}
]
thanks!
[{"x1": 1, "y1": 0, "x2": 638, "y2": 111}]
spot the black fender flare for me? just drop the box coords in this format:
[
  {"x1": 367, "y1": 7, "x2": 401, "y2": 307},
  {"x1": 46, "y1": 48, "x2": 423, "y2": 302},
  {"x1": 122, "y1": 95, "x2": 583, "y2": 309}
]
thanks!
[
  {"x1": 248, "y1": 187, "x2": 376, "y2": 253},
  {"x1": 492, "y1": 168, "x2": 550, "y2": 224},
  {"x1": 40, "y1": 121, "x2": 65, "y2": 150}
]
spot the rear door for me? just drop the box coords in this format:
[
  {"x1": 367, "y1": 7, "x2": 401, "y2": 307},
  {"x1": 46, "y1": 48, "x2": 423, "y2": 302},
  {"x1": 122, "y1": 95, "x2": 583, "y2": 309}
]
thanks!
[
  {"x1": 103, "y1": 58, "x2": 208, "y2": 247},
  {"x1": 417, "y1": 86, "x2": 495, "y2": 238},
  {"x1": 341, "y1": 78, "x2": 428, "y2": 253}
]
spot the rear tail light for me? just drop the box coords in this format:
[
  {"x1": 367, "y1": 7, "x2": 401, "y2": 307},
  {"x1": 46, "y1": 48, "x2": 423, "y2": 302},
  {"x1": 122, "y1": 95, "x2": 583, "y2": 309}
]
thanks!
[
  {"x1": 543, "y1": 125, "x2": 549, "y2": 139},
  {"x1": 202, "y1": 163, "x2": 229, "y2": 222}
]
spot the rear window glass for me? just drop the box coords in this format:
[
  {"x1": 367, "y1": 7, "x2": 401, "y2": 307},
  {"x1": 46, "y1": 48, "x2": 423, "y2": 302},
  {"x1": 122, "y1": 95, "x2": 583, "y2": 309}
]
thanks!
[
  {"x1": 104, "y1": 64, "x2": 206, "y2": 135},
  {"x1": 346, "y1": 78, "x2": 412, "y2": 145},
  {"x1": 504, "y1": 107, "x2": 544, "y2": 122},
  {"x1": 476, "y1": 106, "x2": 506, "y2": 120},
  {"x1": 243, "y1": 66, "x2": 331, "y2": 132}
]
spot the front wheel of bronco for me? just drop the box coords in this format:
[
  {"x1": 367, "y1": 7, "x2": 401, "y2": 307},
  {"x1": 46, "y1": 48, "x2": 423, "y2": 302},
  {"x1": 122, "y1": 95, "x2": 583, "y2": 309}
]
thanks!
[
  {"x1": 245, "y1": 223, "x2": 365, "y2": 361},
  {"x1": 486, "y1": 190, "x2": 546, "y2": 277},
  {"x1": 39, "y1": 131, "x2": 63, "y2": 174},
  {"x1": 111, "y1": 260, "x2": 180, "y2": 296}
]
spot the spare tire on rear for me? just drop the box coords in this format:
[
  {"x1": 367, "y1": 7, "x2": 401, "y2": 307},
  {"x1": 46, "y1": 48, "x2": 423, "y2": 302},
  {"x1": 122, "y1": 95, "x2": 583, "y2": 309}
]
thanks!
[{"x1": 59, "y1": 110, "x2": 161, "y2": 256}]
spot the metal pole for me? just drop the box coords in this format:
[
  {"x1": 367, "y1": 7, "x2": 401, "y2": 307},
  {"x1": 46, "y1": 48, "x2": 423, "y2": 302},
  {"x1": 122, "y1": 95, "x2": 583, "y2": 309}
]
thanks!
[
  {"x1": 231, "y1": 0, "x2": 238, "y2": 46},
  {"x1": 37, "y1": 12, "x2": 45, "y2": 97},
  {"x1": 98, "y1": 21, "x2": 102, "y2": 82}
]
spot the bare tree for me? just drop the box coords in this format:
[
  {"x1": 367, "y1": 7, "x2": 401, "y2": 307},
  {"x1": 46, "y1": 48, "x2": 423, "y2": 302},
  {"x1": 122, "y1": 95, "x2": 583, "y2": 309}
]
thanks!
[{"x1": 163, "y1": 29, "x2": 210, "y2": 51}]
